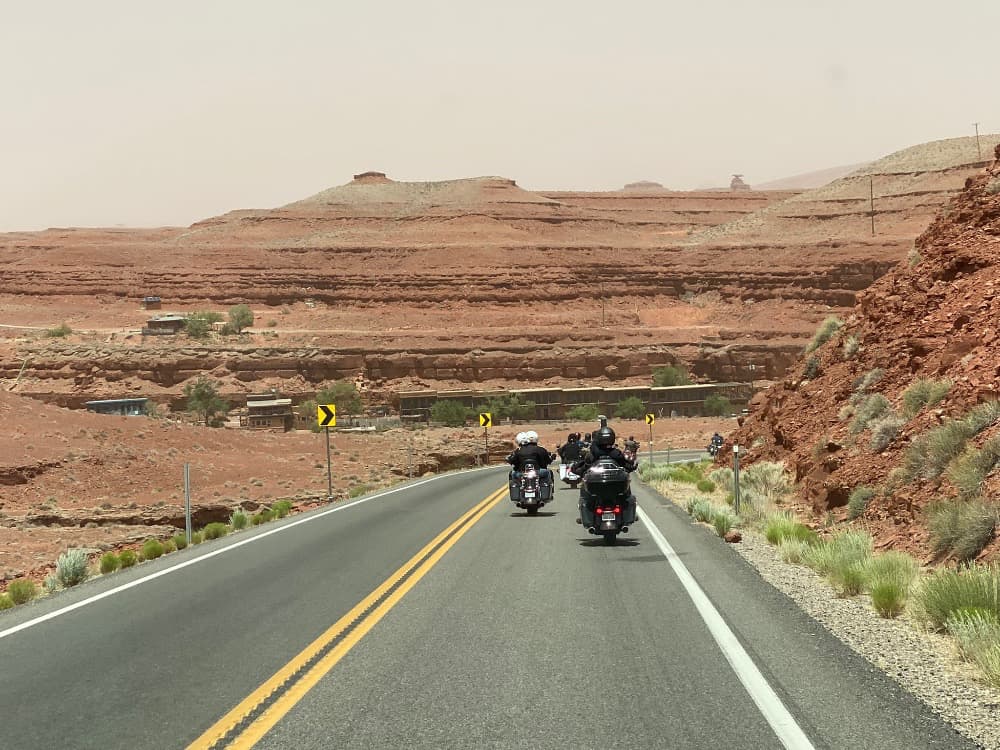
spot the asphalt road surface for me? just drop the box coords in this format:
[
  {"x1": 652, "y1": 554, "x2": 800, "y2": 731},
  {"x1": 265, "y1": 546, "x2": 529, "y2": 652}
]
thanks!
[{"x1": 0, "y1": 465, "x2": 977, "y2": 750}]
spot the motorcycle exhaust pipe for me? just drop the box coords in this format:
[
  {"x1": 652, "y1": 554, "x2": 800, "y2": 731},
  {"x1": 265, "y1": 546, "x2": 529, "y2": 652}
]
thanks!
[
  {"x1": 587, "y1": 526, "x2": 596, "y2": 535},
  {"x1": 621, "y1": 526, "x2": 629, "y2": 533}
]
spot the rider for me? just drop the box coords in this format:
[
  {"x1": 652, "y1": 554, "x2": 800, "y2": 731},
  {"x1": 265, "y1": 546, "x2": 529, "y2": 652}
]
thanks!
[
  {"x1": 506, "y1": 430, "x2": 556, "y2": 486},
  {"x1": 623, "y1": 435, "x2": 640, "y2": 455},
  {"x1": 573, "y1": 425, "x2": 637, "y2": 475},
  {"x1": 711, "y1": 432, "x2": 724, "y2": 447},
  {"x1": 558, "y1": 432, "x2": 583, "y2": 463}
]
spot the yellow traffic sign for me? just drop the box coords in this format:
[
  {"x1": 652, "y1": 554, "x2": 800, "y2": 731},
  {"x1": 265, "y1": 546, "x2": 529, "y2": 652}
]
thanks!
[
  {"x1": 479, "y1": 412, "x2": 493, "y2": 428},
  {"x1": 645, "y1": 413, "x2": 655, "y2": 426},
  {"x1": 317, "y1": 403, "x2": 337, "y2": 427}
]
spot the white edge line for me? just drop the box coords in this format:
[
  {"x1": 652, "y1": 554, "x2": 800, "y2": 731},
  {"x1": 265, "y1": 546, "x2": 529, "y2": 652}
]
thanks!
[
  {"x1": 0, "y1": 466, "x2": 500, "y2": 641},
  {"x1": 637, "y1": 506, "x2": 816, "y2": 750}
]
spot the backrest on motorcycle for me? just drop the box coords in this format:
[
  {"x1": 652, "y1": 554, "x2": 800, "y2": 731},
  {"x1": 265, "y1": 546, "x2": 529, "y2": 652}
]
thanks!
[{"x1": 522, "y1": 460, "x2": 539, "y2": 472}]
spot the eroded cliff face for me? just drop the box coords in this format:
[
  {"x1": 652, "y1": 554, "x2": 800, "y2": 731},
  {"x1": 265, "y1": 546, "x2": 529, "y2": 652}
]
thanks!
[{"x1": 729, "y1": 143, "x2": 1000, "y2": 561}]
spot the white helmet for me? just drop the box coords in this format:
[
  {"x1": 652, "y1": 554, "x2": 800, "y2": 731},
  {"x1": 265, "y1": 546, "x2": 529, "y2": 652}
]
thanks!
[
  {"x1": 525, "y1": 430, "x2": 539, "y2": 443},
  {"x1": 516, "y1": 432, "x2": 530, "y2": 446}
]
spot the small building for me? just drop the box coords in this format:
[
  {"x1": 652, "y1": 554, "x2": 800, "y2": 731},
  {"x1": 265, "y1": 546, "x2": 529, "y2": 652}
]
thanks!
[
  {"x1": 141, "y1": 296, "x2": 162, "y2": 310},
  {"x1": 142, "y1": 314, "x2": 187, "y2": 336},
  {"x1": 85, "y1": 398, "x2": 149, "y2": 416},
  {"x1": 242, "y1": 393, "x2": 294, "y2": 431}
]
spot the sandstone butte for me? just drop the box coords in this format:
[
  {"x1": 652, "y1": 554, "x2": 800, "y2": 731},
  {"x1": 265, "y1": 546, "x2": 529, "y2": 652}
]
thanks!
[{"x1": 0, "y1": 133, "x2": 998, "y2": 581}]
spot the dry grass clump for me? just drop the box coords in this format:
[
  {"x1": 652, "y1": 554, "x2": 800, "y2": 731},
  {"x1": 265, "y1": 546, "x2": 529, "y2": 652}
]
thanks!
[
  {"x1": 947, "y1": 436, "x2": 1000, "y2": 500},
  {"x1": 851, "y1": 394, "x2": 891, "y2": 434},
  {"x1": 914, "y1": 564, "x2": 1000, "y2": 630},
  {"x1": 927, "y1": 499, "x2": 998, "y2": 562},
  {"x1": 870, "y1": 414, "x2": 905, "y2": 452},
  {"x1": 805, "y1": 316, "x2": 843, "y2": 353},
  {"x1": 847, "y1": 486, "x2": 876, "y2": 520},
  {"x1": 802, "y1": 531, "x2": 874, "y2": 597},
  {"x1": 901, "y1": 378, "x2": 952, "y2": 418}
]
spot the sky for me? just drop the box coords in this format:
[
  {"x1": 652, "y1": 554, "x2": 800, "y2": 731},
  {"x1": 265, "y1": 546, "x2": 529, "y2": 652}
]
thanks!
[{"x1": 2, "y1": 0, "x2": 998, "y2": 231}]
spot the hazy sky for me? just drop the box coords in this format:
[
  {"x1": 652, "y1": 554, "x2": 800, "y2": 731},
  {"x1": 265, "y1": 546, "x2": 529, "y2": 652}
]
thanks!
[{"x1": 3, "y1": 0, "x2": 998, "y2": 231}]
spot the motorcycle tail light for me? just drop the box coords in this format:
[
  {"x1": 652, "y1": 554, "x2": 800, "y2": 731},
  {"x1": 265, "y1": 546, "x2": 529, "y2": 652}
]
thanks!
[
  {"x1": 613, "y1": 505, "x2": 621, "y2": 515},
  {"x1": 595, "y1": 506, "x2": 603, "y2": 516}
]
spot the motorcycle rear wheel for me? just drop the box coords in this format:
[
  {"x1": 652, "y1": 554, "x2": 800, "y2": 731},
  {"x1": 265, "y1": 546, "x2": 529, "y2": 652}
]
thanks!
[
  {"x1": 603, "y1": 532, "x2": 617, "y2": 546},
  {"x1": 526, "y1": 505, "x2": 539, "y2": 515}
]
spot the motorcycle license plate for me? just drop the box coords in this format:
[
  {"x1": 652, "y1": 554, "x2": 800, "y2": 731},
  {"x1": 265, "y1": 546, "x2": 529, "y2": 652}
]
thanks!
[
  {"x1": 524, "y1": 491, "x2": 536, "y2": 498},
  {"x1": 602, "y1": 512, "x2": 616, "y2": 521}
]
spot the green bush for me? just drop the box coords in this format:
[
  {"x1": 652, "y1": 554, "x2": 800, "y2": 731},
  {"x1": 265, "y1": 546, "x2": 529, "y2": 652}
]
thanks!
[
  {"x1": 668, "y1": 462, "x2": 704, "y2": 485},
  {"x1": 44, "y1": 575, "x2": 58, "y2": 593},
  {"x1": 473, "y1": 394, "x2": 536, "y2": 423},
  {"x1": 0, "y1": 594, "x2": 13, "y2": 610},
  {"x1": 802, "y1": 531, "x2": 873, "y2": 582},
  {"x1": 778, "y1": 539, "x2": 811, "y2": 564},
  {"x1": 708, "y1": 467, "x2": 734, "y2": 494},
  {"x1": 429, "y1": 400, "x2": 470, "y2": 426},
  {"x1": 851, "y1": 368, "x2": 885, "y2": 403},
  {"x1": 567, "y1": 404, "x2": 600, "y2": 421},
  {"x1": 764, "y1": 514, "x2": 819, "y2": 546},
  {"x1": 870, "y1": 414, "x2": 905, "y2": 452},
  {"x1": 904, "y1": 420, "x2": 973, "y2": 481},
  {"x1": 184, "y1": 315, "x2": 212, "y2": 339},
  {"x1": 863, "y1": 551, "x2": 919, "y2": 590},
  {"x1": 842, "y1": 335, "x2": 859, "y2": 360},
  {"x1": 251, "y1": 510, "x2": 273, "y2": 525},
  {"x1": 803, "y1": 356, "x2": 821, "y2": 380},
  {"x1": 850, "y1": 394, "x2": 891, "y2": 434},
  {"x1": 162, "y1": 539, "x2": 176, "y2": 554},
  {"x1": 805, "y1": 316, "x2": 843, "y2": 353},
  {"x1": 172, "y1": 534, "x2": 188, "y2": 551},
  {"x1": 927, "y1": 499, "x2": 997, "y2": 562},
  {"x1": 652, "y1": 365, "x2": 690, "y2": 387},
  {"x1": 703, "y1": 394, "x2": 733, "y2": 416},
  {"x1": 946, "y1": 610, "x2": 1000, "y2": 685},
  {"x1": 228, "y1": 304, "x2": 254, "y2": 334},
  {"x1": 713, "y1": 510, "x2": 735, "y2": 538},
  {"x1": 316, "y1": 380, "x2": 363, "y2": 419},
  {"x1": 349, "y1": 484, "x2": 374, "y2": 498},
  {"x1": 833, "y1": 562, "x2": 868, "y2": 597},
  {"x1": 870, "y1": 580, "x2": 908, "y2": 618},
  {"x1": 203, "y1": 522, "x2": 229, "y2": 540},
  {"x1": 902, "y1": 378, "x2": 952, "y2": 418},
  {"x1": 614, "y1": 396, "x2": 646, "y2": 420},
  {"x1": 847, "y1": 486, "x2": 876, "y2": 520},
  {"x1": 914, "y1": 565, "x2": 1000, "y2": 630},
  {"x1": 7, "y1": 579, "x2": 38, "y2": 605},
  {"x1": 964, "y1": 401, "x2": 1000, "y2": 435},
  {"x1": 118, "y1": 549, "x2": 138, "y2": 568},
  {"x1": 141, "y1": 539, "x2": 165, "y2": 561},
  {"x1": 696, "y1": 479, "x2": 716, "y2": 493},
  {"x1": 229, "y1": 509, "x2": 248, "y2": 530},
  {"x1": 742, "y1": 461, "x2": 790, "y2": 500},
  {"x1": 948, "y1": 437, "x2": 1000, "y2": 500},
  {"x1": 691, "y1": 499, "x2": 715, "y2": 523},
  {"x1": 99, "y1": 552, "x2": 120, "y2": 574},
  {"x1": 44, "y1": 322, "x2": 72, "y2": 338},
  {"x1": 190, "y1": 531, "x2": 204, "y2": 545},
  {"x1": 56, "y1": 549, "x2": 90, "y2": 587},
  {"x1": 272, "y1": 500, "x2": 293, "y2": 518}
]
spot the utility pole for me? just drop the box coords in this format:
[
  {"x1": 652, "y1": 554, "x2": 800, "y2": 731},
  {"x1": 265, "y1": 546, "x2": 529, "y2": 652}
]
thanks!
[
  {"x1": 183, "y1": 463, "x2": 192, "y2": 545},
  {"x1": 974, "y1": 122, "x2": 982, "y2": 159},
  {"x1": 733, "y1": 445, "x2": 742, "y2": 516},
  {"x1": 869, "y1": 176, "x2": 875, "y2": 237},
  {"x1": 601, "y1": 283, "x2": 606, "y2": 327}
]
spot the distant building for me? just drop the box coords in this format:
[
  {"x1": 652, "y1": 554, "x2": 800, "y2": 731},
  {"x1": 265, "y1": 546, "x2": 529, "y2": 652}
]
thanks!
[
  {"x1": 730, "y1": 174, "x2": 751, "y2": 191},
  {"x1": 85, "y1": 398, "x2": 149, "y2": 416},
  {"x1": 142, "y1": 314, "x2": 187, "y2": 336},
  {"x1": 141, "y1": 296, "x2": 162, "y2": 310},
  {"x1": 241, "y1": 393, "x2": 294, "y2": 431}
]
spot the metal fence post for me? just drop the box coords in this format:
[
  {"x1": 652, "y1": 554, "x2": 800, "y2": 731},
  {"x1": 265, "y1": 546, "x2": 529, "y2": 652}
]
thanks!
[
  {"x1": 733, "y1": 445, "x2": 741, "y2": 515},
  {"x1": 183, "y1": 463, "x2": 192, "y2": 545}
]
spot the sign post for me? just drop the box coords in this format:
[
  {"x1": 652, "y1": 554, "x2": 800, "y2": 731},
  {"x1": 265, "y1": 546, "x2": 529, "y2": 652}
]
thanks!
[
  {"x1": 317, "y1": 404, "x2": 337, "y2": 500},
  {"x1": 479, "y1": 412, "x2": 492, "y2": 465},
  {"x1": 183, "y1": 463, "x2": 192, "y2": 545},
  {"x1": 733, "y1": 444, "x2": 741, "y2": 515},
  {"x1": 645, "y1": 413, "x2": 655, "y2": 467}
]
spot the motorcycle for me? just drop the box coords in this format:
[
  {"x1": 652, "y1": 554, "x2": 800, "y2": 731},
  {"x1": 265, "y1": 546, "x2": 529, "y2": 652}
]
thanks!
[
  {"x1": 707, "y1": 442, "x2": 720, "y2": 457},
  {"x1": 560, "y1": 462, "x2": 582, "y2": 489},
  {"x1": 578, "y1": 457, "x2": 637, "y2": 545},
  {"x1": 508, "y1": 460, "x2": 552, "y2": 515}
]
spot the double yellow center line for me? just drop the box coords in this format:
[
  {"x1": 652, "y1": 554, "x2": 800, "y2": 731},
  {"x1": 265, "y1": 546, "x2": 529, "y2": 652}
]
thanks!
[{"x1": 187, "y1": 486, "x2": 507, "y2": 750}]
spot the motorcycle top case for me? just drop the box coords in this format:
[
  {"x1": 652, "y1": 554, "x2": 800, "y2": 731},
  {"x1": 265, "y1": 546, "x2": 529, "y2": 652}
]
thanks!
[{"x1": 582, "y1": 459, "x2": 631, "y2": 504}]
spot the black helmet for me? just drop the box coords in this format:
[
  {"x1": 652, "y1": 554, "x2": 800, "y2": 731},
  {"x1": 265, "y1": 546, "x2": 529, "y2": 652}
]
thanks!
[{"x1": 594, "y1": 426, "x2": 615, "y2": 447}]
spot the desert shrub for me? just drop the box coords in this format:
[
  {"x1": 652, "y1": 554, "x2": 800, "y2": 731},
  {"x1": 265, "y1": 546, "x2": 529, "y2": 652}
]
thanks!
[
  {"x1": 172, "y1": 534, "x2": 188, "y2": 551},
  {"x1": 986, "y1": 177, "x2": 1000, "y2": 195},
  {"x1": 713, "y1": 510, "x2": 735, "y2": 537},
  {"x1": 847, "y1": 486, "x2": 876, "y2": 520},
  {"x1": 685, "y1": 497, "x2": 701, "y2": 516},
  {"x1": 802, "y1": 531, "x2": 873, "y2": 579},
  {"x1": 56, "y1": 549, "x2": 90, "y2": 587},
  {"x1": 805, "y1": 316, "x2": 843, "y2": 353},
  {"x1": 44, "y1": 322, "x2": 72, "y2": 338},
  {"x1": 802, "y1": 356, "x2": 821, "y2": 379},
  {"x1": 691, "y1": 499, "x2": 715, "y2": 523},
  {"x1": 141, "y1": 538, "x2": 165, "y2": 561},
  {"x1": 907, "y1": 246, "x2": 922, "y2": 266},
  {"x1": 904, "y1": 420, "x2": 974, "y2": 481},
  {"x1": 640, "y1": 463, "x2": 672, "y2": 483},
  {"x1": 614, "y1": 396, "x2": 646, "y2": 420},
  {"x1": 429, "y1": 400, "x2": 470, "y2": 426},
  {"x1": 267, "y1": 319, "x2": 277, "y2": 327},
  {"x1": 252, "y1": 509, "x2": 274, "y2": 525},
  {"x1": 190, "y1": 531, "x2": 204, "y2": 545},
  {"x1": 870, "y1": 581, "x2": 908, "y2": 618},
  {"x1": 349, "y1": 484, "x2": 374, "y2": 498},
  {"x1": 162, "y1": 539, "x2": 176, "y2": 554},
  {"x1": 741, "y1": 461, "x2": 790, "y2": 500},
  {"x1": 0, "y1": 594, "x2": 13, "y2": 610},
  {"x1": 850, "y1": 394, "x2": 891, "y2": 434},
  {"x1": 566, "y1": 404, "x2": 600, "y2": 421},
  {"x1": 272, "y1": 500, "x2": 293, "y2": 518},
  {"x1": 228, "y1": 304, "x2": 254, "y2": 334},
  {"x1": 652, "y1": 365, "x2": 690, "y2": 387},
  {"x1": 948, "y1": 437, "x2": 1000, "y2": 500},
  {"x1": 44, "y1": 575, "x2": 59, "y2": 594},
  {"x1": 842, "y1": 335, "x2": 859, "y2": 360},
  {"x1": 863, "y1": 551, "x2": 920, "y2": 591},
  {"x1": 766, "y1": 515, "x2": 819, "y2": 546},
  {"x1": 696, "y1": 479, "x2": 716, "y2": 493},
  {"x1": 927, "y1": 499, "x2": 997, "y2": 562},
  {"x1": 703, "y1": 394, "x2": 733, "y2": 416},
  {"x1": 778, "y1": 538, "x2": 811, "y2": 564},
  {"x1": 837, "y1": 404, "x2": 855, "y2": 421},
  {"x1": 832, "y1": 563, "x2": 868, "y2": 597},
  {"x1": 946, "y1": 610, "x2": 1000, "y2": 686},
  {"x1": 203, "y1": 522, "x2": 229, "y2": 540},
  {"x1": 669, "y1": 462, "x2": 704, "y2": 484},
  {"x1": 7, "y1": 579, "x2": 38, "y2": 605},
  {"x1": 118, "y1": 549, "x2": 138, "y2": 568},
  {"x1": 229, "y1": 509, "x2": 248, "y2": 530},
  {"x1": 870, "y1": 414, "x2": 905, "y2": 452},
  {"x1": 851, "y1": 368, "x2": 885, "y2": 403},
  {"x1": 708, "y1": 467, "x2": 734, "y2": 493},
  {"x1": 902, "y1": 378, "x2": 952, "y2": 418},
  {"x1": 99, "y1": 552, "x2": 120, "y2": 574},
  {"x1": 914, "y1": 564, "x2": 1000, "y2": 630},
  {"x1": 964, "y1": 401, "x2": 1000, "y2": 435}
]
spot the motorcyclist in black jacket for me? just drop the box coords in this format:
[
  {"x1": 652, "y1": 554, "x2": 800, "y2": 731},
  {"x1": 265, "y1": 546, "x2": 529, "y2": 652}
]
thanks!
[
  {"x1": 572, "y1": 426, "x2": 636, "y2": 475},
  {"x1": 558, "y1": 432, "x2": 583, "y2": 463},
  {"x1": 506, "y1": 431, "x2": 556, "y2": 483}
]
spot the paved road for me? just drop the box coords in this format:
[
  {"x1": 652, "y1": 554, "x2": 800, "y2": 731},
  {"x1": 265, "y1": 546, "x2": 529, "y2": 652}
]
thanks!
[{"x1": 0, "y1": 466, "x2": 975, "y2": 749}]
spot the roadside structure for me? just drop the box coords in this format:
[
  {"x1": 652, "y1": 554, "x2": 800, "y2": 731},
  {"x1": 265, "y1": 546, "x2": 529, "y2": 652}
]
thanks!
[
  {"x1": 141, "y1": 296, "x2": 162, "y2": 310},
  {"x1": 142, "y1": 314, "x2": 187, "y2": 336},
  {"x1": 241, "y1": 392, "x2": 294, "y2": 431},
  {"x1": 85, "y1": 398, "x2": 149, "y2": 416}
]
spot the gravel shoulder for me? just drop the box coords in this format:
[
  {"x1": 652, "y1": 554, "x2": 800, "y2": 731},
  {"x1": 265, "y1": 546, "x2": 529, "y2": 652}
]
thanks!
[{"x1": 647, "y1": 479, "x2": 1000, "y2": 750}]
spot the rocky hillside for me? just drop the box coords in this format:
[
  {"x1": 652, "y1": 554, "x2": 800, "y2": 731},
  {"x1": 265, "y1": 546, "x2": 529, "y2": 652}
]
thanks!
[{"x1": 730, "y1": 143, "x2": 1000, "y2": 561}]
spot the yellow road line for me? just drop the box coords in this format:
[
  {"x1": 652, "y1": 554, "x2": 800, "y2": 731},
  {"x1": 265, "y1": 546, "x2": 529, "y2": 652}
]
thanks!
[{"x1": 187, "y1": 486, "x2": 507, "y2": 750}]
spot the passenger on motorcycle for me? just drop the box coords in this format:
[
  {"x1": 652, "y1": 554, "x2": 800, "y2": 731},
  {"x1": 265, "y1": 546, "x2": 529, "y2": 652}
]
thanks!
[
  {"x1": 557, "y1": 432, "x2": 583, "y2": 463},
  {"x1": 506, "y1": 431, "x2": 556, "y2": 486}
]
